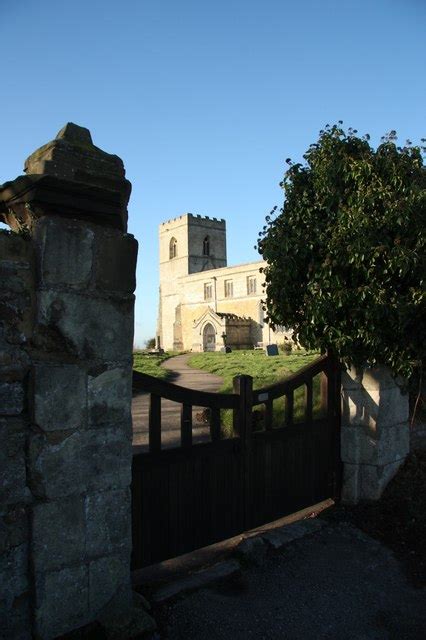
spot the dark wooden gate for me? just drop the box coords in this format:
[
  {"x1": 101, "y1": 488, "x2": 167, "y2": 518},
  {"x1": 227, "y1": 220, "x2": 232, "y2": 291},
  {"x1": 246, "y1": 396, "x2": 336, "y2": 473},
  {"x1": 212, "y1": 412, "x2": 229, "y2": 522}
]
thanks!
[{"x1": 131, "y1": 353, "x2": 341, "y2": 570}]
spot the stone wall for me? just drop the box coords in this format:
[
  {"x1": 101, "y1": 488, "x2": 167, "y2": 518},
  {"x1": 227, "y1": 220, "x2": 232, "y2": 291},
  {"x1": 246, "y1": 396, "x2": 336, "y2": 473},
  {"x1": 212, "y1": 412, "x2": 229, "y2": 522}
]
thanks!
[
  {"x1": 340, "y1": 366, "x2": 410, "y2": 503},
  {"x1": 0, "y1": 124, "x2": 153, "y2": 639},
  {"x1": 0, "y1": 230, "x2": 34, "y2": 639},
  {"x1": 29, "y1": 216, "x2": 136, "y2": 639}
]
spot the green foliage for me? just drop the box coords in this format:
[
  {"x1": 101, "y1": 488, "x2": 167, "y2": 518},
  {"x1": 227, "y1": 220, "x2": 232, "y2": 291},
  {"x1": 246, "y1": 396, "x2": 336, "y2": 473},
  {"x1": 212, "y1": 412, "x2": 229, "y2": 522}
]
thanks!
[
  {"x1": 145, "y1": 337, "x2": 156, "y2": 349},
  {"x1": 258, "y1": 124, "x2": 426, "y2": 379},
  {"x1": 280, "y1": 341, "x2": 293, "y2": 354}
]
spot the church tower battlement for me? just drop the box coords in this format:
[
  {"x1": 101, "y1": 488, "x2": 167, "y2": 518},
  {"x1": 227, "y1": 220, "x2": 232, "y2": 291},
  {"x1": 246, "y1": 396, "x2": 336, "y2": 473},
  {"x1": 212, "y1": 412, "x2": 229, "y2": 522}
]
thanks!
[
  {"x1": 159, "y1": 213, "x2": 226, "y2": 277},
  {"x1": 158, "y1": 213, "x2": 227, "y2": 349}
]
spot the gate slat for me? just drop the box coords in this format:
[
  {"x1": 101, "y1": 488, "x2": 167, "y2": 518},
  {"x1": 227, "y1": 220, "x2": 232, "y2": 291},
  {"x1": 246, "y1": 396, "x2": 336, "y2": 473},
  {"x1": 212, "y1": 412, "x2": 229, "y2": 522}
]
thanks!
[
  {"x1": 285, "y1": 391, "x2": 293, "y2": 427},
  {"x1": 210, "y1": 408, "x2": 221, "y2": 441},
  {"x1": 181, "y1": 404, "x2": 192, "y2": 447},
  {"x1": 149, "y1": 394, "x2": 161, "y2": 453},
  {"x1": 320, "y1": 370, "x2": 328, "y2": 415},
  {"x1": 265, "y1": 400, "x2": 273, "y2": 431},
  {"x1": 305, "y1": 379, "x2": 313, "y2": 425}
]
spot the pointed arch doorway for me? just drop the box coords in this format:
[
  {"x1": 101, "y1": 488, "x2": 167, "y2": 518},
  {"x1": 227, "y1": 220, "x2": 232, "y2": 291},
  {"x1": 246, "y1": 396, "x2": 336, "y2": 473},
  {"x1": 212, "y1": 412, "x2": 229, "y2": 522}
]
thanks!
[{"x1": 203, "y1": 323, "x2": 216, "y2": 351}]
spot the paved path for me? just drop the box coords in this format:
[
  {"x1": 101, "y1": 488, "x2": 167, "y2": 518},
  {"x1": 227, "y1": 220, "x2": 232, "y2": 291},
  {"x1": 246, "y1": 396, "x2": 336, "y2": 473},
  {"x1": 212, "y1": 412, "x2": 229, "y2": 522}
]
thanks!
[{"x1": 132, "y1": 354, "x2": 224, "y2": 452}]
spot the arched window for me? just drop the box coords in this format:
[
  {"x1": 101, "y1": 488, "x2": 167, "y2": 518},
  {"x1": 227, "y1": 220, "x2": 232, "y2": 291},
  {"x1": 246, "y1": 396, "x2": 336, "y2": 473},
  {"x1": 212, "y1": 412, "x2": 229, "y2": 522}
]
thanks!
[
  {"x1": 203, "y1": 236, "x2": 210, "y2": 256},
  {"x1": 169, "y1": 237, "x2": 177, "y2": 259}
]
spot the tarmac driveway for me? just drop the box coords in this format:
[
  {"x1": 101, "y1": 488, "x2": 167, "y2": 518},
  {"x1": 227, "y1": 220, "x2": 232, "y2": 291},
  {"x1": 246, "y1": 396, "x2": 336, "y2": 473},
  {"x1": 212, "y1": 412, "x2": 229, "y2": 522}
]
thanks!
[{"x1": 159, "y1": 522, "x2": 425, "y2": 640}]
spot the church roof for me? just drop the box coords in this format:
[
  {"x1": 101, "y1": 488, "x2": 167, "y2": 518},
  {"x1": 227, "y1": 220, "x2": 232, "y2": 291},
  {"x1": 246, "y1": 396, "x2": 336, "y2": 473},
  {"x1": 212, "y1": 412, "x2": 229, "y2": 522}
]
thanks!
[{"x1": 216, "y1": 312, "x2": 248, "y2": 321}]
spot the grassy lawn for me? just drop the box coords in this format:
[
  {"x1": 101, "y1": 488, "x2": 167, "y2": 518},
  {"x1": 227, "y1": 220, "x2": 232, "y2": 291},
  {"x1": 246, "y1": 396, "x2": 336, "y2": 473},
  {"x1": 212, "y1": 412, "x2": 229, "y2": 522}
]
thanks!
[
  {"x1": 188, "y1": 349, "x2": 322, "y2": 434},
  {"x1": 133, "y1": 351, "x2": 177, "y2": 380},
  {"x1": 133, "y1": 349, "x2": 324, "y2": 435},
  {"x1": 187, "y1": 349, "x2": 319, "y2": 393}
]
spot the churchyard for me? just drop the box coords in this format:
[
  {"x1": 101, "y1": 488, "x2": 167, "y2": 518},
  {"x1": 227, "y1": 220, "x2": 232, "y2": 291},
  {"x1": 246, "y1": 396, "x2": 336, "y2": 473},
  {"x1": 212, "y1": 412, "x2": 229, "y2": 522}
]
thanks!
[
  {"x1": 187, "y1": 348, "x2": 318, "y2": 392},
  {"x1": 1, "y1": 121, "x2": 422, "y2": 638},
  {"x1": 133, "y1": 348, "x2": 319, "y2": 388},
  {"x1": 133, "y1": 348, "x2": 323, "y2": 436}
]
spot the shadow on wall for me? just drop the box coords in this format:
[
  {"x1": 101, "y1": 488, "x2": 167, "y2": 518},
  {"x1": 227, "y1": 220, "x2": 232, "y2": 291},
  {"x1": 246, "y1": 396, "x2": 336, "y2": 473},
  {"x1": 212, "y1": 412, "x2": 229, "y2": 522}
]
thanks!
[{"x1": 341, "y1": 367, "x2": 407, "y2": 435}]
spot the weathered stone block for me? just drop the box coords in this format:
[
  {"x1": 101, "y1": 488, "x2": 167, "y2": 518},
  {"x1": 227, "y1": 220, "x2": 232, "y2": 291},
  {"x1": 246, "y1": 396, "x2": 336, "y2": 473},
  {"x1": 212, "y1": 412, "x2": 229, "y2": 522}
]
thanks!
[
  {"x1": 0, "y1": 261, "x2": 29, "y2": 294},
  {"x1": 341, "y1": 421, "x2": 410, "y2": 466},
  {"x1": 34, "y1": 217, "x2": 94, "y2": 287},
  {"x1": 29, "y1": 424, "x2": 131, "y2": 499},
  {"x1": 88, "y1": 367, "x2": 131, "y2": 426},
  {"x1": 341, "y1": 384, "x2": 409, "y2": 428},
  {"x1": 341, "y1": 366, "x2": 404, "y2": 392},
  {"x1": 33, "y1": 363, "x2": 87, "y2": 432},
  {"x1": 0, "y1": 426, "x2": 28, "y2": 504},
  {"x1": 0, "y1": 240, "x2": 35, "y2": 347},
  {"x1": 0, "y1": 590, "x2": 31, "y2": 640},
  {"x1": 98, "y1": 590, "x2": 157, "y2": 639},
  {"x1": 37, "y1": 290, "x2": 134, "y2": 361},
  {"x1": 3, "y1": 324, "x2": 31, "y2": 348},
  {"x1": 0, "y1": 232, "x2": 32, "y2": 263},
  {"x1": 0, "y1": 343, "x2": 30, "y2": 382},
  {"x1": 0, "y1": 301, "x2": 30, "y2": 344},
  {"x1": 34, "y1": 564, "x2": 89, "y2": 639},
  {"x1": 359, "y1": 459, "x2": 405, "y2": 501},
  {"x1": 0, "y1": 505, "x2": 28, "y2": 555},
  {"x1": 84, "y1": 426, "x2": 132, "y2": 493},
  {"x1": 29, "y1": 431, "x2": 88, "y2": 499},
  {"x1": 0, "y1": 381, "x2": 24, "y2": 415},
  {"x1": 0, "y1": 542, "x2": 28, "y2": 601},
  {"x1": 94, "y1": 231, "x2": 137, "y2": 294},
  {"x1": 342, "y1": 459, "x2": 405, "y2": 503},
  {"x1": 32, "y1": 496, "x2": 85, "y2": 571},
  {"x1": 88, "y1": 553, "x2": 130, "y2": 616},
  {"x1": 21, "y1": 122, "x2": 131, "y2": 231},
  {"x1": 262, "y1": 519, "x2": 324, "y2": 550},
  {"x1": 341, "y1": 364, "x2": 410, "y2": 503},
  {"x1": 85, "y1": 489, "x2": 131, "y2": 558},
  {"x1": 236, "y1": 536, "x2": 267, "y2": 566},
  {"x1": 341, "y1": 462, "x2": 359, "y2": 504}
]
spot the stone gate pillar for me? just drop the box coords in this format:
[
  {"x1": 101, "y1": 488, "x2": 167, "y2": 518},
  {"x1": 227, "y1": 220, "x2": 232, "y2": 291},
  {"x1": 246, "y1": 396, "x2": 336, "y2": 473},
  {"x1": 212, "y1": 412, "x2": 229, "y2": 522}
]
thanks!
[
  {"x1": 340, "y1": 366, "x2": 410, "y2": 503},
  {"x1": 0, "y1": 124, "x2": 154, "y2": 638}
]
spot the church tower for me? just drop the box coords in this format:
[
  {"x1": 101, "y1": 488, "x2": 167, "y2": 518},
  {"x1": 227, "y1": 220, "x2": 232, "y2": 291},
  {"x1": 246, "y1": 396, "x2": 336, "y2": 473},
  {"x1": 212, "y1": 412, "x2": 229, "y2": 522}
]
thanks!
[{"x1": 157, "y1": 214, "x2": 227, "y2": 350}]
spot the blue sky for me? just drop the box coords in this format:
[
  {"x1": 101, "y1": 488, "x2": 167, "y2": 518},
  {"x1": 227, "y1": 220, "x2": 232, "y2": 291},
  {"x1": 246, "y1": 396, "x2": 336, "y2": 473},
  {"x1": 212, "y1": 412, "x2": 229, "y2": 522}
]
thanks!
[{"x1": 1, "y1": 0, "x2": 425, "y2": 346}]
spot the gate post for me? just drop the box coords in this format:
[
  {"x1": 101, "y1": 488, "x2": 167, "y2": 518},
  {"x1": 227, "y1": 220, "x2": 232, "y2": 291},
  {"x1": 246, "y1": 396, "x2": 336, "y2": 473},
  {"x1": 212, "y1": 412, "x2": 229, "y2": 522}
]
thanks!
[
  {"x1": 0, "y1": 124, "x2": 155, "y2": 638},
  {"x1": 233, "y1": 375, "x2": 253, "y2": 528},
  {"x1": 341, "y1": 365, "x2": 410, "y2": 503},
  {"x1": 327, "y1": 352, "x2": 342, "y2": 497}
]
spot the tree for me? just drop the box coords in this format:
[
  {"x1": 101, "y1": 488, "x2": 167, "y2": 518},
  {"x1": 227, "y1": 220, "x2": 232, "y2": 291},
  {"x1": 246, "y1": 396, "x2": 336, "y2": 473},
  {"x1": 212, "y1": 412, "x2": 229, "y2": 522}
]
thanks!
[
  {"x1": 258, "y1": 124, "x2": 426, "y2": 379},
  {"x1": 145, "y1": 337, "x2": 156, "y2": 350}
]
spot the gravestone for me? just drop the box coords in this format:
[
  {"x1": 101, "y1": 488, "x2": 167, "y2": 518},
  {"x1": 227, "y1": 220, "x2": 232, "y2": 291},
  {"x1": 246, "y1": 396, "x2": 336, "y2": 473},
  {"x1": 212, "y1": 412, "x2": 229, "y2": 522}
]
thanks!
[{"x1": 266, "y1": 344, "x2": 279, "y2": 356}]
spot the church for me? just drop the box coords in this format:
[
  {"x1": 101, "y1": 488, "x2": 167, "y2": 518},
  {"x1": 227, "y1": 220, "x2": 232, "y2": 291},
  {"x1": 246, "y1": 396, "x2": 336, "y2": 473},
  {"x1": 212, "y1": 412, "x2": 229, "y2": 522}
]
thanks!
[{"x1": 157, "y1": 213, "x2": 291, "y2": 352}]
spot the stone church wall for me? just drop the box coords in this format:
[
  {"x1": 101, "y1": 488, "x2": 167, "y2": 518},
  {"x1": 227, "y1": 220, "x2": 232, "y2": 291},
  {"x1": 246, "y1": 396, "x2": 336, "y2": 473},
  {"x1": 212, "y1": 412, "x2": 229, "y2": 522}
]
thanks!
[
  {"x1": 157, "y1": 212, "x2": 293, "y2": 352},
  {"x1": 179, "y1": 261, "x2": 265, "y2": 350},
  {"x1": 158, "y1": 214, "x2": 227, "y2": 350}
]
